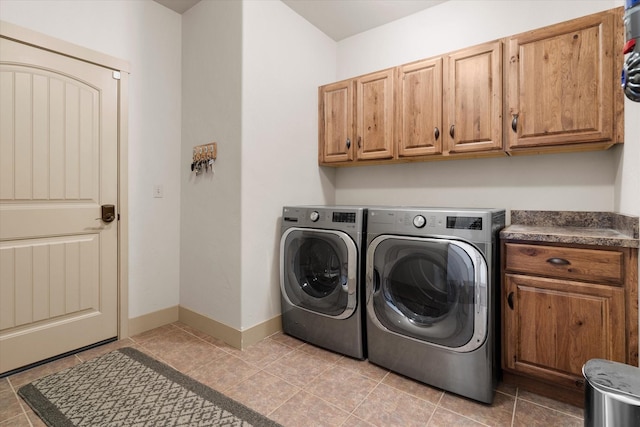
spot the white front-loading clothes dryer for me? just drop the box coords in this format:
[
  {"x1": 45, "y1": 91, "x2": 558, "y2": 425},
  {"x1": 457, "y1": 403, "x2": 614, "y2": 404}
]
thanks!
[
  {"x1": 365, "y1": 207, "x2": 505, "y2": 403},
  {"x1": 280, "y1": 206, "x2": 367, "y2": 359}
]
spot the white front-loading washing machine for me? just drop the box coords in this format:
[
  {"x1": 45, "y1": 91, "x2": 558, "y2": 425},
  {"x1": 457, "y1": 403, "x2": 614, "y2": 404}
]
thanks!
[
  {"x1": 280, "y1": 206, "x2": 367, "y2": 359},
  {"x1": 365, "y1": 207, "x2": 505, "y2": 403}
]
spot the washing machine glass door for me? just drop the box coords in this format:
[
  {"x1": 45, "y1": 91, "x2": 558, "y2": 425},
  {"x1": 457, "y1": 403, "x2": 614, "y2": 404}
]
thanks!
[
  {"x1": 280, "y1": 228, "x2": 358, "y2": 319},
  {"x1": 367, "y1": 236, "x2": 488, "y2": 352}
]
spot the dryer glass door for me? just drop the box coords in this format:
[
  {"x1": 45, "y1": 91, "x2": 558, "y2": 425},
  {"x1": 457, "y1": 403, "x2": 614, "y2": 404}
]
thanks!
[
  {"x1": 367, "y1": 236, "x2": 488, "y2": 351},
  {"x1": 281, "y1": 228, "x2": 358, "y2": 319}
]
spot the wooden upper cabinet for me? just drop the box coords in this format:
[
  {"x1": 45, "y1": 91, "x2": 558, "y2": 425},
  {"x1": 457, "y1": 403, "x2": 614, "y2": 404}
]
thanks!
[
  {"x1": 355, "y1": 68, "x2": 395, "y2": 161},
  {"x1": 318, "y1": 79, "x2": 354, "y2": 164},
  {"x1": 506, "y1": 8, "x2": 622, "y2": 150},
  {"x1": 444, "y1": 41, "x2": 503, "y2": 154},
  {"x1": 396, "y1": 58, "x2": 443, "y2": 157},
  {"x1": 318, "y1": 7, "x2": 624, "y2": 166}
]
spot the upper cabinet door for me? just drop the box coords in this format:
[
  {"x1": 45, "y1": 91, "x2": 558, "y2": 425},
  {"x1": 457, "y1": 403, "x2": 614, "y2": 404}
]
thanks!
[
  {"x1": 319, "y1": 80, "x2": 354, "y2": 164},
  {"x1": 396, "y1": 58, "x2": 443, "y2": 157},
  {"x1": 444, "y1": 41, "x2": 503, "y2": 154},
  {"x1": 507, "y1": 10, "x2": 617, "y2": 149},
  {"x1": 355, "y1": 68, "x2": 395, "y2": 161}
]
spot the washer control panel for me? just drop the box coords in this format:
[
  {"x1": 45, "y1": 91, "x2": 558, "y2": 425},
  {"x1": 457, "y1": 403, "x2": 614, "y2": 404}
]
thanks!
[{"x1": 282, "y1": 206, "x2": 365, "y2": 233}]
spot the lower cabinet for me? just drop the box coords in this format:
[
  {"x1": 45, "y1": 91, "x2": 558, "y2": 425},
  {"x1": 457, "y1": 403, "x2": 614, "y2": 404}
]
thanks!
[{"x1": 501, "y1": 242, "x2": 638, "y2": 407}]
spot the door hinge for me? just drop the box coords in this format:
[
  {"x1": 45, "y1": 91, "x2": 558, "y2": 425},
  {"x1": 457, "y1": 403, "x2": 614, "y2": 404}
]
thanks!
[
  {"x1": 112, "y1": 71, "x2": 121, "y2": 80},
  {"x1": 117, "y1": 213, "x2": 121, "y2": 221}
]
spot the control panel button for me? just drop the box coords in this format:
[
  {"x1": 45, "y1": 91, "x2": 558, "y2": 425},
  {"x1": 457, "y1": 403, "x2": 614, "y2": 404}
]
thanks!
[
  {"x1": 413, "y1": 215, "x2": 426, "y2": 228},
  {"x1": 309, "y1": 211, "x2": 320, "y2": 222}
]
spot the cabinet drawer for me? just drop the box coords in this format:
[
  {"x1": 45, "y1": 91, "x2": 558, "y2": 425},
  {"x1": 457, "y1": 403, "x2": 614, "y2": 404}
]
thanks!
[{"x1": 505, "y1": 243, "x2": 623, "y2": 284}]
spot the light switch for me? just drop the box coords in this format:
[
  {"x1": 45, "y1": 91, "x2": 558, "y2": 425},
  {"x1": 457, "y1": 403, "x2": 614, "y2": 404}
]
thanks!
[{"x1": 153, "y1": 185, "x2": 164, "y2": 198}]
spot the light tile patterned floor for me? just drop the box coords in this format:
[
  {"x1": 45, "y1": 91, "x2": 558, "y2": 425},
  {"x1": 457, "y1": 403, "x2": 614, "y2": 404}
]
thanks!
[{"x1": 1, "y1": 322, "x2": 584, "y2": 426}]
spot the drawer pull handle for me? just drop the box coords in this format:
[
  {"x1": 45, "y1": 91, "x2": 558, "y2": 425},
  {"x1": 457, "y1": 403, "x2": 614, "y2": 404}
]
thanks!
[
  {"x1": 547, "y1": 257, "x2": 571, "y2": 266},
  {"x1": 507, "y1": 292, "x2": 514, "y2": 310}
]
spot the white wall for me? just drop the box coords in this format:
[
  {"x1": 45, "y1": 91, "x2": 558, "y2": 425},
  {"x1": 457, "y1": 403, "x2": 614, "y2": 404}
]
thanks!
[
  {"x1": 240, "y1": 0, "x2": 337, "y2": 330},
  {"x1": 178, "y1": 0, "x2": 336, "y2": 331},
  {"x1": 0, "y1": 0, "x2": 183, "y2": 318},
  {"x1": 180, "y1": 0, "x2": 243, "y2": 328},
  {"x1": 333, "y1": 0, "x2": 640, "y2": 221}
]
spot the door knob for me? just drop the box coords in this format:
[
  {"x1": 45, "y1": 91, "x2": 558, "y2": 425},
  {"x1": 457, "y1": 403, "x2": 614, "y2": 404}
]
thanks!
[{"x1": 100, "y1": 204, "x2": 116, "y2": 223}]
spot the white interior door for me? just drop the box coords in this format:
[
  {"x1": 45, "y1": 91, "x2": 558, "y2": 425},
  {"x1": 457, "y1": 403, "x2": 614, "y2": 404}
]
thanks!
[{"x1": 0, "y1": 36, "x2": 119, "y2": 374}]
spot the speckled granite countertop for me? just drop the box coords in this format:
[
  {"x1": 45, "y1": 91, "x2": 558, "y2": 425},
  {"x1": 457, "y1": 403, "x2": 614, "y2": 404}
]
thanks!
[{"x1": 500, "y1": 211, "x2": 639, "y2": 248}]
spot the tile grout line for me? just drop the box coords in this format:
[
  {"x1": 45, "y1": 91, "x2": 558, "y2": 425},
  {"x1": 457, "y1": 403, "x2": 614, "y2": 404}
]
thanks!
[
  {"x1": 516, "y1": 396, "x2": 584, "y2": 420},
  {"x1": 511, "y1": 386, "x2": 519, "y2": 427},
  {"x1": 339, "y1": 370, "x2": 391, "y2": 426},
  {"x1": 8, "y1": 374, "x2": 34, "y2": 427},
  {"x1": 424, "y1": 391, "x2": 444, "y2": 426}
]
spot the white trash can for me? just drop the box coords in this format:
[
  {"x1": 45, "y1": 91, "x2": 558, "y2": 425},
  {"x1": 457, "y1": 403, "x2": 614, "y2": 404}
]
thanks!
[{"x1": 583, "y1": 359, "x2": 640, "y2": 427}]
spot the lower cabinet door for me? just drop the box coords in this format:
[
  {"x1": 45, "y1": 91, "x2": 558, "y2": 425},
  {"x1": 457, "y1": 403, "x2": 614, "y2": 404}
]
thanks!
[{"x1": 503, "y1": 273, "x2": 625, "y2": 390}]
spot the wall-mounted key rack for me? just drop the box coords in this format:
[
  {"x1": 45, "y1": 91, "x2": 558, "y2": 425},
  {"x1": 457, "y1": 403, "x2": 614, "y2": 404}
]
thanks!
[{"x1": 191, "y1": 142, "x2": 217, "y2": 175}]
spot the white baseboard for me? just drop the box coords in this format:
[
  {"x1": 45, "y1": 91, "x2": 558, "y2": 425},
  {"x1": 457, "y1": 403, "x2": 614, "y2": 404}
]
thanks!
[
  {"x1": 178, "y1": 306, "x2": 282, "y2": 350},
  {"x1": 127, "y1": 306, "x2": 179, "y2": 336},
  {"x1": 127, "y1": 305, "x2": 282, "y2": 350}
]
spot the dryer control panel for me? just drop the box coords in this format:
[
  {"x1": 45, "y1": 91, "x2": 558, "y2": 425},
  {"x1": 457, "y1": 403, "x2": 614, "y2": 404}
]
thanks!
[
  {"x1": 333, "y1": 212, "x2": 357, "y2": 223},
  {"x1": 367, "y1": 207, "x2": 505, "y2": 244},
  {"x1": 447, "y1": 216, "x2": 483, "y2": 230}
]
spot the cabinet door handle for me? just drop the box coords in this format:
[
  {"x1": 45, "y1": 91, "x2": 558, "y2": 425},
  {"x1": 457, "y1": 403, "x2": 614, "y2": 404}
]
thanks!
[
  {"x1": 346, "y1": 138, "x2": 351, "y2": 149},
  {"x1": 449, "y1": 124, "x2": 455, "y2": 138},
  {"x1": 546, "y1": 257, "x2": 571, "y2": 266},
  {"x1": 357, "y1": 136, "x2": 362, "y2": 148},
  {"x1": 511, "y1": 114, "x2": 518, "y2": 133},
  {"x1": 434, "y1": 127, "x2": 440, "y2": 140},
  {"x1": 507, "y1": 292, "x2": 514, "y2": 310}
]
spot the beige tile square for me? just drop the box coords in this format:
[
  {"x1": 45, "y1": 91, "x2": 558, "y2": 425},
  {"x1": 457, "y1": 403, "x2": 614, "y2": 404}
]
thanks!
[
  {"x1": 225, "y1": 371, "x2": 299, "y2": 414},
  {"x1": 353, "y1": 383, "x2": 436, "y2": 427},
  {"x1": 0, "y1": 414, "x2": 31, "y2": 426},
  {"x1": 438, "y1": 389, "x2": 515, "y2": 427},
  {"x1": 496, "y1": 381, "x2": 517, "y2": 397},
  {"x1": 305, "y1": 366, "x2": 378, "y2": 412},
  {"x1": 269, "y1": 390, "x2": 351, "y2": 427},
  {"x1": 517, "y1": 389, "x2": 583, "y2": 418},
  {"x1": 299, "y1": 343, "x2": 345, "y2": 364},
  {"x1": 187, "y1": 354, "x2": 260, "y2": 392},
  {"x1": 0, "y1": 390, "x2": 23, "y2": 422},
  {"x1": 129, "y1": 324, "x2": 177, "y2": 344},
  {"x1": 341, "y1": 415, "x2": 376, "y2": 427},
  {"x1": 0, "y1": 379, "x2": 11, "y2": 395},
  {"x1": 228, "y1": 338, "x2": 293, "y2": 368},
  {"x1": 134, "y1": 328, "x2": 200, "y2": 357},
  {"x1": 171, "y1": 322, "x2": 234, "y2": 349},
  {"x1": 513, "y1": 399, "x2": 582, "y2": 427},
  {"x1": 382, "y1": 371, "x2": 444, "y2": 404},
  {"x1": 427, "y1": 408, "x2": 486, "y2": 426},
  {"x1": 268, "y1": 332, "x2": 306, "y2": 349},
  {"x1": 335, "y1": 357, "x2": 389, "y2": 382},
  {"x1": 160, "y1": 339, "x2": 228, "y2": 373},
  {"x1": 264, "y1": 349, "x2": 334, "y2": 388}
]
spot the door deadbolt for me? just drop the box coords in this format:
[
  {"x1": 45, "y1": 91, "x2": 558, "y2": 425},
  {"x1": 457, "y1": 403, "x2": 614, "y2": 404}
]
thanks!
[{"x1": 101, "y1": 204, "x2": 116, "y2": 223}]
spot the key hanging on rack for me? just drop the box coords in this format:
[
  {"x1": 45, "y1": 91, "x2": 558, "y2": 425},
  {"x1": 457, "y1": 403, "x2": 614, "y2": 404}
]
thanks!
[{"x1": 191, "y1": 142, "x2": 217, "y2": 175}]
